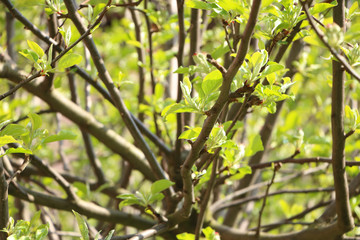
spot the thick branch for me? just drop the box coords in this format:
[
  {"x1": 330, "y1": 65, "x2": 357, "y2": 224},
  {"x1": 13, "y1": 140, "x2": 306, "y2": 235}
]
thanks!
[
  {"x1": 168, "y1": 0, "x2": 262, "y2": 225},
  {"x1": 330, "y1": 0, "x2": 354, "y2": 233},
  {"x1": 63, "y1": 0, "x2": 168, "y2": 183},
  {"x1": 0, "y1": 62, "x2": 155, "y2": 181},
  {"x1": 8, "y1": 184, "x2": 155, "y2": 229}
]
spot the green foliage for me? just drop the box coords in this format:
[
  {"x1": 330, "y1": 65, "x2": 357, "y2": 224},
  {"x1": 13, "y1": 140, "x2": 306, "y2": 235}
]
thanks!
[
  {"x1": 72, "y1": 211, "x2": 114, "y2": 240},
  {"x1": 0, "y1": 113, "x2": 76, "y2": 158},
  {"x1": 1, "y1": 211, "x2": 49, "y2": 240},
  {"x1": 19, "y1": 40, "x2": 54, "y2": 75},
  {"x1": 176, "y1": 226, "x2": 220, "y2": 240},
  {"x1": 117, "y1": 179, "x2": 174, "y2": 210}
]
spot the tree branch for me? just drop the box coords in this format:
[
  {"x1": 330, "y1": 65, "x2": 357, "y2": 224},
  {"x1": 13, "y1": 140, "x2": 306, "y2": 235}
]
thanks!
[
  {"x1": 168, "y1": 0, "x2": 262, "y2": 225},
  {"x1": 0, "y1": 62, "x2": 156, "y2": 182},
  {"x1": 329, "y1": 0, "x2": 354, "y2": 233},
  {"x1": 63, "y1": 0, "x2": 169, "y2": 183},
  {"x1": 300, "y1": 0, "x2": 360, "y2": 82}
]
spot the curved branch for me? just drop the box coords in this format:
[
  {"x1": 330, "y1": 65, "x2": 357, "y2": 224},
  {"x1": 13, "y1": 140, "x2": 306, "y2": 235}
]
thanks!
[
  {"x1": 300, "y1": 0, "x2": 360, "y2": 82},
  {"x1": 8, "y1": 183, "x2": 155, "y2": 229},
  {"x1": 0, "y1": 61, "x2": 155, "y2": 182},
  {"x1": 63, "y1": 0, "x2": 168, "y2": 183}
]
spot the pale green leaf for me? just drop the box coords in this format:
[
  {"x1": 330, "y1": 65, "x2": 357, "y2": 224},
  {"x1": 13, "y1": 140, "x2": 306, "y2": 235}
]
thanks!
[
  {"x1": 0, "y1": 135, "x2": 21, "y2": 147},
  {"x1": 72, "y1": 210, "x2": 89, "y2": 240},
  {"x1": 0, "y1": 124, "x2": 29, "y2": 137},
  {"x1": 35, "y1": 224, "x2": 48, "y2": 240},
  {"x1": 104, "y1": 230, "x2": 115, "y2": 240},
  {"x1": 27, "y1": 40, "x2": 44, "y2": 58},
  {"x1": 28, "y1": 113, "x2": 42, "y2": 131},
  {"x1": 42, "y1": 130, "x2": 77, "y2": 143},
  {"x1": 151, "y1": 179, "x2": 175, "y2": 194},
  {"x1": 245, "y1": 134, "x2": 264, "y2": 157},
  {"x1": 58, "y1": 53, "x2": 82, "y2": 69},
  {"x1": 202, "y1": 70, "x2": 222, "y2": 95},
  {"x1": 186, "y1": 0, "x2": 211, "y2": 10}
]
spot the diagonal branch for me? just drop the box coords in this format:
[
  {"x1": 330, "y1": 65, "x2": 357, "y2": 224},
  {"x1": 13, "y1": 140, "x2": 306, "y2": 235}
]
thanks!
[
  {"x1": 168, "y1": 0, "x2": 262, "y2": 226},
  {"x1": 300, "y1": 0, "x2": 360, "y2": 82},
  {"x1": 63, "y1": 0, "x2": 169, "y2": 183},
  {"x1": 0, "y1": 62, "x2": 156, "y2": 182}
]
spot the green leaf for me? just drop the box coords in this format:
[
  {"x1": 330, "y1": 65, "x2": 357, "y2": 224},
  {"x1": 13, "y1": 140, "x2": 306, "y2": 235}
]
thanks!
[
  {"x1": 230, "y1": 165, "x2": 252, "y2": 180},
  {"x1": 261, "y1": 62, "x2": 285, "y2": 79},
  {"x1": 250, "y1": 50, "x2": 268, "y2": 77},
  {"x1": 179, "y1": 127, "x2": 202, "y2": 141},
  {"x1": 104, "y1": 230, "x2": 115, "y2": 240},
  {"x1": 35, "y1": 224, "x2": 49, "y2": 240},
  {"x1": 148, "y1": 192, "x2": 164, "y2": 204},
  {"x1": 266, "y1": 101, "x2": 277, "y2": 113},
  {"x1": 19, "y1": 49, "x2": 39, "y2": 63},
  {"x1": 118, "y1": 198, "x2": 142, "y2": 209},
  {"x1": 245, "y1": 134, "x2": 264, "y2": 157},
  {"x1": 0, "y1": 124, "x2": 29, "y2": 137},
  {"x1": 202, "y1": 226, "x2": 220, "y2": 240},
  {"x1": 202, "y1": 70, "x2": 222, "y2": 95},
  {"x1": 174, "y1": 66, "x2": 190, "y2": 74},
  {"x1": 30, "y1": 210, "x2": 41, "y2": 227},
  {"x1": 1, "y1": 147, "x2": 32, "y2": 158},
  {"x1": 161, "y1": 103, "x2": 198, "y2": 120},
  {"x1": 0, "y1": 120, "x2": 11, "y2": 130},
  {"x1": 311, "y1": 2, "x2": 337, "y2": 15},
  {"x1": 177, "y1": 232, "x2": 195, "y2": 240},
  {"x1": 0, "y1": 135, "x2": 21, "y2": 147},
  {"x1": 72, "y1": 210, "x2": 89, "y2": 240},
  {"x1": 58, "y1": 53, "x2": 82, "y2": 69},
  {"x1": 28, "y1": 113, "x2": 42, "y2": 131},
  {"x1": 27, "y1": 40, "x2": 44, "y2": 58},
  {"x1": 151, "y1": 179, "x2": 175, "y2": 194},
  {"x1": 186, "y1": 0, "x2": 211, "y2": 10},
  {"x1": 42, "y1": 130, "x2": 77, "y2": 143}
]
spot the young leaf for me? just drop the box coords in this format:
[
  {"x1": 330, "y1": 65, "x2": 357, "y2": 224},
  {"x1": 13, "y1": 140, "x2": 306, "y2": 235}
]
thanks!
[
  {"x1": 148, "y1": 192, "x2": 165, "y2": 204},
  {"x1": 104, "y1": 229, "x2": 115, "y2": 240},
  {"x1": 151, "y1": 179, "x2": 175, "y2": 194},
  {"x1": 27, "y1": 40, "x2": 44, "y2": 58},
  {"x1": 177, "y1": 232, "x2": 195, "y2": 240},
  {"x1": 202, "y1": 70, "x2": 222, "y2": 95},
  {"x1": 72, "y1": 210, "x2": 89, "y2": 240},
  {"x1": 58, "y1": 53, "x2": 82, "y2": 69},
  {"x1": 245, "y1": 134, "x2": 264, "y2": 157},
  {"x1": 42, "y1": 130, "x2": 77, "y2": 143},
  {"x1": 1, "y1": 147, "x2": 32, "y2": 158},
  {"x1": 19, "y1": 49, "x2": 39, "y2": 63},
  {"x1": 35, "y1": 224, "x2": 49, "y2": 240},
  {"x1": 179, "y1": 127, "x2": 202, "y2": 141},
  {"x1": 28, "y1": 113, "x2": 42, "y2": 131},
  {"x1": 30, "y1": 210, "x2": 41, "y2": 228},
  {"x1": 0, "y1": 120, "x2": 11, "y2": 130},
  {"x1": 0, "y1": 135, "x2": 21, "y2": 147},
  {"x1": 118, "y1": 198, "x2": 142, "y2": 210},
  {"x1": 0, "y1": 124, "x2": 29, "y2": 137}
]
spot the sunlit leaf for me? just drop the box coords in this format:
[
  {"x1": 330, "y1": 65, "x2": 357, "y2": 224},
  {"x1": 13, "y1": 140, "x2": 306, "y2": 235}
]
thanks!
[
  {"x1": 27, "y1": 40, "x2": 44, "y2": 58},
  {"x1": 42, "y1": 130, "x2": 77, "y2": 143},
  {"x1": 72, "y1": 210, "x2": 89, "y2": 240},
  {"x1": 58, "y1": 53, "x2": 82, "y2": 69},
  {"x1": 151, "y1": 179, "x2": 175, "y2": 194},
  {"x1": 202, "y1": 70, "x2": 222, "y2": 95}
]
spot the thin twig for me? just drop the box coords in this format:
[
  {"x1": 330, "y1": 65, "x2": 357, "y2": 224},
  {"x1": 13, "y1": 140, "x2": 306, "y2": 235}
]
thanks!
[
  {"x1": 206, "y1": 54, "x2": 227, "y2": 75},
  {"x1": 0, "y1": 72, "x2": 41, "y2": 101},
  {"x1": 300, "y1": 0, "x2": 360, "y2": 82},
  {"x1": 7, "y1": 154, "x2": 31, "y2": 184},
  {"x1": 255, "y1": 163, "x2": 280, "y2": 238},
  {"x1": 194, "y1": 154, "x2": 219, "y2": 240}
]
